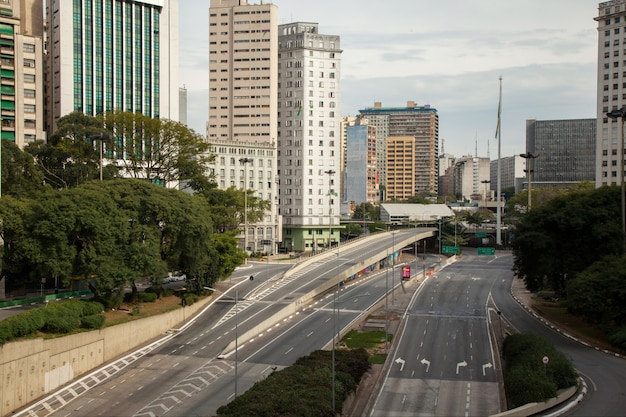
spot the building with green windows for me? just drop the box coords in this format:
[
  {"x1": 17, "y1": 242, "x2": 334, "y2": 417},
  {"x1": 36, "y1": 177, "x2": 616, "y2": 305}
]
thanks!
[
  {"x1": 45, "y1": 0, "x2": 179, "y2": 134},
  {"x1": 0, "y1": 0, "x2": 45, "y2": 149}
]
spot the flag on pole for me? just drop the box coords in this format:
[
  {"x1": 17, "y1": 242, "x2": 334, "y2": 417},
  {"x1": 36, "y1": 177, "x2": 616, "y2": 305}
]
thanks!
[
  {"x1": 495, "y1": 76, "x2": 502, "y2": 140},
  {"x1": 297, "y1": 105, "x2": 302, "y2": 116}
]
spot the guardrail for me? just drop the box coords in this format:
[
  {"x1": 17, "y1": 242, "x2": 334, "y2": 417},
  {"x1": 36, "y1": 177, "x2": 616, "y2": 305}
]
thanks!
[{"x1": 0, "y1": 290, "x2": 93, "y2": 309}]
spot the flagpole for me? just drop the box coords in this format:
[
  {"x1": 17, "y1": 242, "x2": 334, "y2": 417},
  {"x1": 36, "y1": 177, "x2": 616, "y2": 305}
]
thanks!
[{"x1": 496, "y1": 76, "x2": 502, "y2": 247}]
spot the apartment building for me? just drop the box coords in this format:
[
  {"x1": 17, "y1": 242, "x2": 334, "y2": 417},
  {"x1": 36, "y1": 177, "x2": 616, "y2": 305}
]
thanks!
[
  {"x1": 277, "y1": 21, "x2": 341, "y2": 253},
  {"x1": 386, "y1": 136, "x2": 415, "y2": 200},
  {"x1": 0, "y1": 0, "x2": 44, "y2": 148},
  {"x1": 46, "y1": 0, "x2": 179, "y2": 133},
  {"x1": 359, "y1": 101, "x2": 439, "y2": 196},
  {"x1": 207, "y1": 0, "x2": 280, "y2": 254}
]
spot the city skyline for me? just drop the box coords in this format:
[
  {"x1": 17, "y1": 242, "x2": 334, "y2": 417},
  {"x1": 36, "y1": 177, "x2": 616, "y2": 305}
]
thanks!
[{"x1": 180, "y1": 0, "x2": 597, "y2": 159}]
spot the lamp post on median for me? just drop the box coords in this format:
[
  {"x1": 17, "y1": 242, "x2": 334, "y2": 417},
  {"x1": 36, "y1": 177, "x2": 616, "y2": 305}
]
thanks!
[
  {"x1": 239, "y1": 158, "x2": 253, "y2": 259},
  {"x1": 205, "y1": 286, "x2": 241, "y2": 398},
  {"x1": 324, "y1": 169, "x2": 336, "y2": 251},
  {"x1": 375, "y1": 227, "x2": 390, "y2": 355},
  {"x1": 519, "y1": 152, "x2": 539, "y2": 212},
  {"x1": 481, "y1": 179, "x2": 491, "y2": 210},
  {"x1": 606, "y1": 107, "x2": 626, "y2": 255}
]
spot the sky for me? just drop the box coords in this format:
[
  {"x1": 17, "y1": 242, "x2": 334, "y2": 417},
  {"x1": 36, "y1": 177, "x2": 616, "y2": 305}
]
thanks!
[{"x1": 179, "y1": 0, "x2": 599, "y2": 159}]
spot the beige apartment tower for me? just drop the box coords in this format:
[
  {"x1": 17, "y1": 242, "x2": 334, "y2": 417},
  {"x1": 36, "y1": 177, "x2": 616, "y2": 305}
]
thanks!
[
  {"x1": 208, "y1": 0, "x2": 280, "y2": 254},
  {"x1": 386, "y1": 136, "x2": 416, "y2": 200},
  {"x1": 0, "y1": 0, "x2": 45, "y2": 148}
]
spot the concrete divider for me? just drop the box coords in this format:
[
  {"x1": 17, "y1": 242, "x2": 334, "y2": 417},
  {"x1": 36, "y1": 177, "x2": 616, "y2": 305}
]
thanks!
[{"x1": 489, "y1": 385, "x2": 578, "y2": 417}]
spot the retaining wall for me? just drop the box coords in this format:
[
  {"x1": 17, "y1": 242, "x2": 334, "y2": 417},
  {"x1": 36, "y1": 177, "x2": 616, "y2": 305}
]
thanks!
[{"x1": 0, "y1": 297, "x2": 212, "y2": 417}]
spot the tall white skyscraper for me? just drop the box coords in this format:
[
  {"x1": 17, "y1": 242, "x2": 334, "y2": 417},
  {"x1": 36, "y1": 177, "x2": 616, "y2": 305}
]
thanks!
[
  {"x1": 46, "y1": 0, "x2": 179, "y2": 133},
  {"x1": 277, "y1": 22, "x2": 341, "y2": 253},
  {"x1": 596, "y1": 0, "x2": 626, "y2": 186},
  {"x1": 207, "y1": 0, "x2": 280, "y2": 254}
]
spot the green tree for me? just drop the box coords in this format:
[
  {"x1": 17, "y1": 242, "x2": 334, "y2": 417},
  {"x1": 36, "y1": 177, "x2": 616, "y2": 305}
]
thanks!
[
  {"x1": 1, "y1": 140, "x2": 47, "y2": 198},
  {"x1": 567, "y1": 255, "x2": 626, "y2": 328},
  {"x1": 101, "y1": 111, "x2": 214, "y2": 189},
  {"x1": 512, "y1": 186, "x2": 622, "y2": 293}
]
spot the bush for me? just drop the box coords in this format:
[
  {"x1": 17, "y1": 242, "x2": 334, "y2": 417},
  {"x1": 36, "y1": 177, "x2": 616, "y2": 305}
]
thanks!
[
  {"x1": 217, "y1": 349, "x2": 371, "y2": 417},
  {"x1": 43, "y1": 312, "x2": 81, "y2": 334},
  {"x1": 608, "y1": 327, "x2": 626, "y2": 351},
  {"x1": 137, "y1": 292, "x2": 158, "y2": 303},
  {"x1": 181, "y1": 293, "x2": 199, "y2": 306},
  {"x1": 502, "y1": 333, "x2": 578, "y2": 408},
  {"x1": 81, "y1": 314, "x2": 105, "y2": 329}
]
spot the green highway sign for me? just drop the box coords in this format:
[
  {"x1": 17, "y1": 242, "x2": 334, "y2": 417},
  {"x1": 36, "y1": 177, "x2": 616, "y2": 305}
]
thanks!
[
  {"x1": 477, "y1": 247, "x2": 495, "y2": 255},
  {"x1": 442, "y1": 245, "x2": 460, "y2": 254},
  {"x1": 475, "y1": 232, "x2": 486, "y2": 237}
]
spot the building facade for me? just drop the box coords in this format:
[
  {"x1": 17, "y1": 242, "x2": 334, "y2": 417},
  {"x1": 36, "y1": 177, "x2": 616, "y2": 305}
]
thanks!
[
  {"x1": 46, "y1": 0, "x2": 179, "y2": 133},
  {"x1": 0, "y1": 0, "x2": 45, "y2": 148},
  {"x1": 490, "y1": 155, "x2": 526, "y2": 193},
  {"x1": 386, "y1": 136, "x2": 415, "y2": 200},
  {"x1": 345, "y1": 123, "x2": 378, "y2": 205},
  {"x1": 526, "y1": 118, "x2": 596, "y2": 187},
  {"x1": 207, "y1": 0, "x2": 280, "y2": 254},
  {"x1": 359, "y1": 101, "x2": 439, "y2": 197},
  {"x1": 277, "y1": 21, "x2": 341, "y2": 253},
  {"x1": 596, "y1": 0, "x2": 626, "y2": 187},
  {"x1": 452, "y1": 155, "x2": 490, "y2": 202}
]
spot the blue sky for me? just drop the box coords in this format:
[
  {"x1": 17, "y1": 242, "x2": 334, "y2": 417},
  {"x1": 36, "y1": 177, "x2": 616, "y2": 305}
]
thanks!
[{"x1": 179, "y1": 0, "x2": 598, "y2": 159}]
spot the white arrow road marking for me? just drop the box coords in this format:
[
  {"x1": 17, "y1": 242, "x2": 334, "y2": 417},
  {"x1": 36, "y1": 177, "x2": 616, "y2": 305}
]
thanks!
[
  {"x1": 420, "y1": 358, "x2": 431, "y2": 373},
  {"x1": 395, "y1": 357, "x2": 406, "y2": 372},
  {"x1": 456, "y1": 360, "x2": 468, "y2": 374},
  {"x1": 471, "y1": 277, "x2": 480, "y2": 280},
  {"x1": 482, "y1": 362, "x2": 493, "y2": 376}
]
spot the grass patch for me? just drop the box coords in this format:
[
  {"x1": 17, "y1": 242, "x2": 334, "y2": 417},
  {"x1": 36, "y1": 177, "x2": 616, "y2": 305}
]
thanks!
[
  {"x1": 344, "y1": 330, "x2": 391, "y2": 349},
  {"x1": 533, "y1": 300, "x2": 613, "y2": 351},
  {"x1": 369, "y1": 353, "x2": 387, "y2": 364},
  {"x1": 103, "y1": 295, "x2": 184, "y2": 327}
]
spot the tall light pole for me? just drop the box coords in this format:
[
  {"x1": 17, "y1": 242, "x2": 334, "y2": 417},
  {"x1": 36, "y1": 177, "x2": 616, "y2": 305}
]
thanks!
[
  {"x1": 520, "y1": 152, "x2": 539, "y2": 211},
  {"x1": 481, "y1": 179, "x2": 491, "y2": 210},
  {"x1": 607, "y1": 107, "x2": 626, "y2": 255},
  {"x1": 375, "y1": 227, "x2": 389, "y2": 354},
  {"x1": 391, "y1": 229, "x2": 396, "y2": 304},
  {"x1": 324, "y1": 169, "x2": 336, "y2": 250},
  {"x1": 204, "y1": 287, "x2": 241, "y2": 397},
  {"x1": 239, "y1": 158, "x2": 253, "y2": 258}
]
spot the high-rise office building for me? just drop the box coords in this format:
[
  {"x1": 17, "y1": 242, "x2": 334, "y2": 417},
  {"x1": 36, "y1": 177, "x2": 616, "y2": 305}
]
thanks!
[
  {"x1": 207, "y1": 0, "x2": 280, "y2": 254},
  {"x1": 490, "y1": 155, "x2": 526, "y2": 193},
  {"x1": 526, "y1": 119, "x2": 596, "y2": 188},
  {"x1": 345, "y1": 123, "x2": 378, "y2": 205},
  {"x1": 46, "y1": 0, "x2": 179, "y2": 133},
  {"x1": 451, "y1": 155, "x2": 490, "y2": 201},
  {"x1": 277, "y1": 21, "x2": 341, "y2": 253},
  {"x1": 359, "y1": 101, "x2": 439, "y2": 196},
  {"x1": 0, "y1": 0, "x2": 44, "y2": 148},
  {"x1": 596, "y1": 1, "x2": 626, "y2": 187}
]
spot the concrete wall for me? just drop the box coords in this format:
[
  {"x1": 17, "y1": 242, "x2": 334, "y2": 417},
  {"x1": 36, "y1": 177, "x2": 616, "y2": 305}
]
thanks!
[{"x1": 0, "y1": 297, "x2": 212, "y2": 417}]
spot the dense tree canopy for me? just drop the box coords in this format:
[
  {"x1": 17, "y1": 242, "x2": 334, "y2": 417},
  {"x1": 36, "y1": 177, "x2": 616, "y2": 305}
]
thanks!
[
  {"x1": 0, "y1": 140, "x2": 47, "y2": 198},
  {"x1": 512, "y1": 185, "x2": 622, "y2": 292},
  {"x1": 0, "y1": 179, "x2": 245, "y2": 306}
]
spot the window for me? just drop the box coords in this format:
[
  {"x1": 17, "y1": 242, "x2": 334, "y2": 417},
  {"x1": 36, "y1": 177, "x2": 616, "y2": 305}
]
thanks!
[
  {"x1": 23, "y1": 43, "x2": 35, "y2": 53},
  {"x1": 24, "y1": 88, "x2": 35, "y2": 98},
  {"x1": 24, "y1": 104, "x2": 35, "y2": 113},
  {"x1": 23, "y1": 58, "x2": 35, "y2": 67}
]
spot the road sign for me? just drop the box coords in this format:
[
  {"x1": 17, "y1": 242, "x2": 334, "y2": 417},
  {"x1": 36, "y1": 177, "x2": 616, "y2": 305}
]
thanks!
[
  {"x1": 477, "y1": 247, "x2": 495, "y2": 255},
  {"x1": 442, "y1": 245, "x2": 460, "y2": 254},
  {"x1": 475, "y1": 232, "x2": 486, "y2": 237}
]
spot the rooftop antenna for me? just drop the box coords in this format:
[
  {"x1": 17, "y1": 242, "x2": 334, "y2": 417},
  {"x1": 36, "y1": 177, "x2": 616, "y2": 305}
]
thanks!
[
  {"x1": 487, "y1": 139, "x2": 490, "y2": 159},
  {"x1": 441, "y1": 138, "x2": 445, "y2": 156},
  {"x1": 475, "y1": 132, "x2": 478, "y2": 158}
]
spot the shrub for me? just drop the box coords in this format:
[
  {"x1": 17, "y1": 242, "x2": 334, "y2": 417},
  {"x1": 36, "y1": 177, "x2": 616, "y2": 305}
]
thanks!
[
  {"x1": 81, "y1": 314, "x2": 105, "y2": 329},
  {"x1": 43, "y1": 312, "x2": 81, "y2": 334},
  {"x1": 137, "y1": 292, "x2": 158, "y2": 303},
  {"x1": 608, "y1": 327, "x2": 626, "y2": 351}
]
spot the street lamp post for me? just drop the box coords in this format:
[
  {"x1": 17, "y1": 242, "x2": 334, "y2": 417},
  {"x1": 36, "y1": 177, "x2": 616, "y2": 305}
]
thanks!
[
  {"x1": 375, "y1": 227, "x2": 389, "y2": 354},
  {"x1": 239, "y1": 158, "x2": 253, "y2": 258},
  {"x1": 205, "y1": 286, "x2": 241, "y2": 397},
  {"x1": 519, "y1": 152, "x2": 539, "y2": 212},
  {"x1": 481, "y1": 179, "x2": 491, "y2": 210},
  {"x1": 324, "y1": 169, "x2": 336, "y2": 251},
  {"x1": 607, "y1": 107, "x2": 626, "y2": 255}
]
